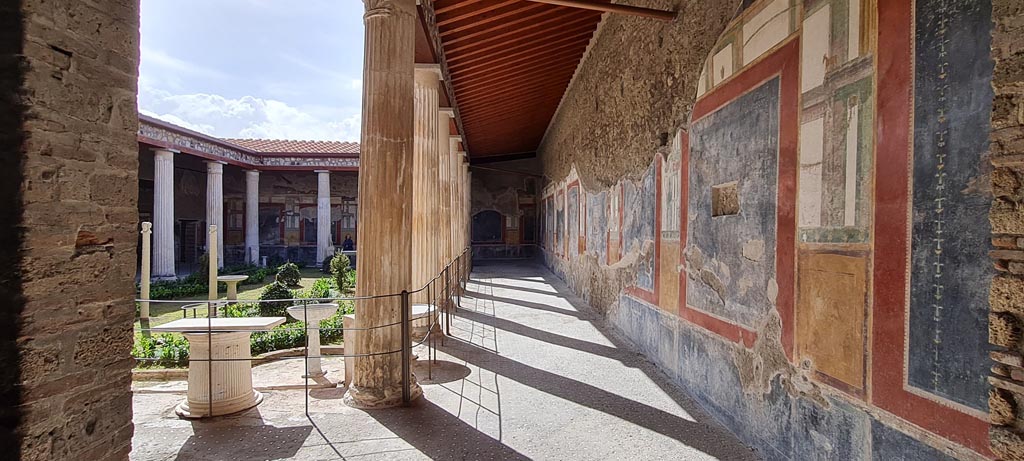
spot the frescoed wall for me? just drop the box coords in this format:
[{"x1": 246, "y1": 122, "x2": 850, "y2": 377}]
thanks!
[{"x1": 533, "y1": 0, "x2": 1000, "y2": 459}]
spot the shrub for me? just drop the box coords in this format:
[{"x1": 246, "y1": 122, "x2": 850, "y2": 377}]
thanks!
[
  {"x1": 223, "y1": 302, "x2": 258, "y2": 318},
  {"x1": 259, "y1": 282, "x2": 293, "y2": 317},
  {"x1": 304, "y1": 278, "x2": 335, "y2": 300},
  {"x1": 133, "y1": 333, "x2": 190, "y2": 368},
  {"x1": 275, "y1": 262, "x2": 301, "y2": 287},
  {"x1": 330, "y1": 253, "x2": 352, "y2": 292},
  {"x1": 250, "y1": 323, "x2": 307, "y2": 356},
  {"x1": 148, "y1": 279, "x2": 207, "y2": 300}
]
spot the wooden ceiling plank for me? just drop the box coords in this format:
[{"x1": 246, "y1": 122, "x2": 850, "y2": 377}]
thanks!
[
  {"x1": 444, "y1": 11, "x2": 598, "y2": 61},
  {"x1": 442, "y1": 5, "x2": 571, "y2": 46},
  {"x1": 437, "y1": 0, "x2": 520, "y2": 26},
  {"x1": 448, "y1": 28, "x2": 595, "y2": 73},
  {"x1": 444, "y1": 8, "x2": 597, "y2": 54},
  {"x1": 524, "y1": 0, "x2": 676, "y2": 20},
  {"x1": 434, "y1": 0, "x2": 488, "y2": 15},
  {"x1": 447, "y1": 20, "x2": 595, "y2": 68},
  {"x1": 452, "y1": 52, "x2": 583, "y2": 94},
  {"x1": 440, "y1": 2, "x2": 548, "y2": 37},
  {"x1": 456, "y1": 70, "x2": 577, "y2": 107},
  {"x1": 451, "y1": 43, "x2": 588, "y2": 84}
]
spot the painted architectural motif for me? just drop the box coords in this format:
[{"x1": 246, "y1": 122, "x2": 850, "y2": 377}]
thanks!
[{"x1": 538, "y1": 0, "x2": 994, "y2": 458}]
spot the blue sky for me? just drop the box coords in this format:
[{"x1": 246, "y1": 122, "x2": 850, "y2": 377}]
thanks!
[{"x1": 138, "y1": 0, "x2": 365, "y2": 141}]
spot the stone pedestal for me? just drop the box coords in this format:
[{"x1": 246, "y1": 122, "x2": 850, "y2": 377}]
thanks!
[
  {"x1": 245, "y1": 170, "x2": 260, "y2": 265},
  {"x1": 345, "y1": 0, "x2": 422, "y2": 409},
  {"x1": 153, "y1": 148, "x2": 176, "y2": 278},
  {"x1": 176, "y1": 332, "x2": 261, "y2": 418}
]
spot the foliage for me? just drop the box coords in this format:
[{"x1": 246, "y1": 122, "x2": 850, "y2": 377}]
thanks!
[
  {"x1": 148, "y1": 279, "x2": 207, "y2": 300},
  {"x1": 250, "y1": 323, "x2": 307, "y2": 356},
  {"x1": 258, "y1": 282, "x2": 293, "y2": 317},
  {"x1": 330, "y1": 253, "x2": 353, "y2": 293},
  {"x1": 132, "y1": 333, "x2": 190, "y2": 368},
  {"x1": 302, "y1": 278, "x2": 335, "y2": 300},
  {"x1": 222, "y1": 302, "x2": 258, "y2": 318},
  {"x1": 321, "y1": 256, "x2": 333, "y2": 274},
  {"x1": 275, "y1": 262, "x2": 302, "y2": 287}
]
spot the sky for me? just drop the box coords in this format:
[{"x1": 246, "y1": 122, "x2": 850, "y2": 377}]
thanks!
[{"x1": 138, "y1": 0, "x2": 365, "y2": 141}]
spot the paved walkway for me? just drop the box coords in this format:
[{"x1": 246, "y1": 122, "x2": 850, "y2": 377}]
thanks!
[{"x1": 131, "y1": 262, "x2": 756, "y2": 460}]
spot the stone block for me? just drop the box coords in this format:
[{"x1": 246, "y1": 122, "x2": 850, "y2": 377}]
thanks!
[
  {"x1": 992, "y1": 312, "x2": 1023, "y2": 348},
  {"x1": 992, "y1": 388, "x2": 1019, "y2": 425},
  {"x1": 993, "y1": 276, "x2": 1024, "y2": 315},
  {"x1": 992, "y1": 426, "x2": 1024, "y2": 461}
]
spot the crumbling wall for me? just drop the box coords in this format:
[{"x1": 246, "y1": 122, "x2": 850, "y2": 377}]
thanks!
[
  {"x1": 537, "y1": 0, "x2": 1001, "y2": 459},
  {"x1": 7, "y1": 0, "x2": 140, "y2": 459},
  {"x1": 988, "y1": 1, "x2": 1024, "y2": 459}
]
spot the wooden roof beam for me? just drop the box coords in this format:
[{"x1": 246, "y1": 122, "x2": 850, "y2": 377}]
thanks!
[{"x1": 523, "y1": 0, "x2": 676, "y2": 21}]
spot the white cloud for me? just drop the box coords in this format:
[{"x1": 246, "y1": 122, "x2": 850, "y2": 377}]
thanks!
[{"x1": 139, "y1": 85, "x2": 361, "y2": 141}]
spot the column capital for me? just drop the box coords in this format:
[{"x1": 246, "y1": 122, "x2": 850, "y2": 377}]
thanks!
[
  {"x1": 439, "y1": 107, "x2": 455, "y2": 118},
  {"x1": 246, "y1": 169, "x2": 260, "y2": 175},
  {"x1": 152, "y1": 147, "x2": 179, "y2": 156},
  {"x1": 414, "y1": 63, "x2": 442, "y2": 78},
  {"x1": 206, "y1": 161, "x2": 225, "y2": 173},
  {"x1": 313, "y1": 169, "x2": 330, "y2": 174}
]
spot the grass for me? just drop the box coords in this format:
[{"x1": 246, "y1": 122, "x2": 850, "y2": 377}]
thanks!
[{"x1": 136, "y1": 268, "x2": 329, "y2": 330}]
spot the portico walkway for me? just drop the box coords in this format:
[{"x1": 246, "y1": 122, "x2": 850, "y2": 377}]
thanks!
[{"x1": 131, "y1": 262, "x2": 756, "y2": 460}]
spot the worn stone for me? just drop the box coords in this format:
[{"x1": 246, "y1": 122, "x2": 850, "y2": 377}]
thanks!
[
  {"x1": 992, "y1": 426, "x2": 1024, "y2": 460},
  {"x1": 993, "y1": 275, "x2": 1024, "y2": 315},
  {"x1": 992, "y1": 312, "x2": 1023, "y2": 348},
  {"x1": 992, "y1": 388, "x2": 1018, "y2": 426}
]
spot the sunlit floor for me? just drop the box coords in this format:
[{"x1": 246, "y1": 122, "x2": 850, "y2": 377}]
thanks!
[{"x1": 131, "y1": 261, "x2": 757, "y2": 460}]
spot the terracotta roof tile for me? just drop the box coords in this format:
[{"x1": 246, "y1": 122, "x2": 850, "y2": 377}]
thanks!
[{"x1": 224, "y1": 138, "x2": 360, "y2": 155}]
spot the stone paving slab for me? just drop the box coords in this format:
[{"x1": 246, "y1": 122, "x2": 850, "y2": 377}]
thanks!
[{"x1": 131, "y1": 262, "x2": 758, "y2": 460}]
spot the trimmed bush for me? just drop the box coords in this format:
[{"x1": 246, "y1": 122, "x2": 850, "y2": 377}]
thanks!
[
  {"x1": 259, "y1": 282, "x2": 293, "y2": 317},
  {"x1": 275, "y1": 262, "x2": 301, "y2": 287},
  {"x1": 329, "y1": 253, "x2": 352, "y2": 293},
  {"x1": 132, "y1": 333, "x2": 190, "y2": 368}
]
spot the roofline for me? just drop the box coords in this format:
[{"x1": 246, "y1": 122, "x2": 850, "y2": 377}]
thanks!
[{"x1": 139, "y1": 113, "x2": 360, "y2": 157}]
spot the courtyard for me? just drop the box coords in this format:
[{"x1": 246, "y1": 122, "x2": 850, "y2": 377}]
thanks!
[{"x1": 131, "y1": 263, "x2": 755, "y2": 460}]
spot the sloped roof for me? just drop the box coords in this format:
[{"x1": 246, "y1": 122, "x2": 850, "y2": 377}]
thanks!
[{"x1": 223, "y1": 138, "x2": 360, "y2": 155}]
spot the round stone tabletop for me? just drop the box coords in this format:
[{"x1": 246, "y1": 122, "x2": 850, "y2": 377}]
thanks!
[{"x1": 217, "y1": 275, "x2": 250, "y2": 282}]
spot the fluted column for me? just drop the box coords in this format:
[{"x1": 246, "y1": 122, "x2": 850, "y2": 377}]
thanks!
[
  {"x1": 153, "y1": 148, "x2": 177, "y2": 278},
  {"x1": 413, "y1": 65, "x2": 441, "y2": 299},
  {"x1": 315, "y1": 170, "x2": 333, "y2": 264},
  {"x1": 464, "y1": 164, "x2": 471, "y2": 252},
  {"x1": 450, "y1": 137, "x2": 461, "y2": 259},
  {"x1": 438, "y1": 109, "x2": 454, "y2": 266},
  {"x1": 245, "y1": 170, "x2": 260, "y2": 265},
  {"x1": 206, "y1": 161, "x2": 225, "y2": 268},
  {"x1": 345, "y1": 0, "x2": 421, "y2": 409}
]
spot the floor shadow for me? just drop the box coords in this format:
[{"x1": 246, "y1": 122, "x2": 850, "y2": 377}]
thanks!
[
  {"x1": 176, "y1": 418, "x2": 311, "y2": 460},
  {"x1": 413, "y1": 359, "x2": 472, "y2": 384},
  {"x1": 465, "y1": 290, "x2": 594, "y2": 320},
  {"x1": 456, "y1": 307, "x2": 636, "y2": 364},
  {"x1": 470, "y1": 279, "x2": 564, "y2": 297},
  {"x1": 438, "y1": 336, "x2": 754, "y2": 461},
  {"x1": 363, "y1": 398, "x2": 529, "y2": 460}
]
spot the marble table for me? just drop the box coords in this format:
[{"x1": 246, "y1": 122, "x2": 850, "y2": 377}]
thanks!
[
  {"x1": 217, "y1": 274, "x2": 250, "y2": 301},
  {"x1": 152, "y1": 317, "x2": 286, "y2": 418}
]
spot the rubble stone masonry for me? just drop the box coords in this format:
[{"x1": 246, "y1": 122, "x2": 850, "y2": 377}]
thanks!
[
  {"x1": 989, "y1": 2, "x2": 1024, "y2": 459},
  {"x1": 3, "y1": 0, "x2": 141, "y2": 459}
]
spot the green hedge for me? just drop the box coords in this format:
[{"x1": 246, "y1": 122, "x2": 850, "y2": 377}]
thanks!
[{"x1": 142, "y1": 263, "x2": 271, "y2": 300}]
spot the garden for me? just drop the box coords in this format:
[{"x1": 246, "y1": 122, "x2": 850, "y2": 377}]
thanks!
[{"x1": 133, "y1": 253, "x2": 356, "y2": 369}]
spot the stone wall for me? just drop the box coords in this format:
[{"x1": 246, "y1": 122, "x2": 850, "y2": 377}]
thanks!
[
  {"x1": 988, "y1": 1, "x2": 1024, "y2": 459},
  {"x1": 8, "y1": 0, "x2": 140, "y2": 459},
  {"x1": 533, "y1": 0, "x2": 1003, "y2": 459}
]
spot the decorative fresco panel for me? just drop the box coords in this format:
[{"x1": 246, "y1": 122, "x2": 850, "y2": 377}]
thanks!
[
  {"x1": 587, "y1": 191, "x2": 609, "y2": 263},
  {"x1": 567, "y1": 186, "x2": 580, "y2": 258},
  {"x1": 686, "y1": 77, "x2": 780, "y2": 329},
  {"x1": 624, "y1": 165, "x2": 657, "y2": 292},
  {"x1": 906, "y1": 0, "x2": 992, "y2": 412}
]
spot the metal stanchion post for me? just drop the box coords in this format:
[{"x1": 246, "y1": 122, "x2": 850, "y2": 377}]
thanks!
[{"x1": 401, "y1": 290, "x2": 411, "y2": 406}]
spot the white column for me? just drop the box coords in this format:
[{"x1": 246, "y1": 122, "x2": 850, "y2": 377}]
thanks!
[
  {"x1": 206, "y1": 161, "x2": 225, "y2": 268},
  {"x1": 413, "y1": 65, "x2": 441, "y2": 298},
  {"x1": 316, "y1": 170, "x2": 333, "y2": 263},
  {"x1": 152, "y1": 148, "x2": 176, "y2": 278},
  {"x1": 245, "y1": 170, "x2": 260, "y2": 265}
]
